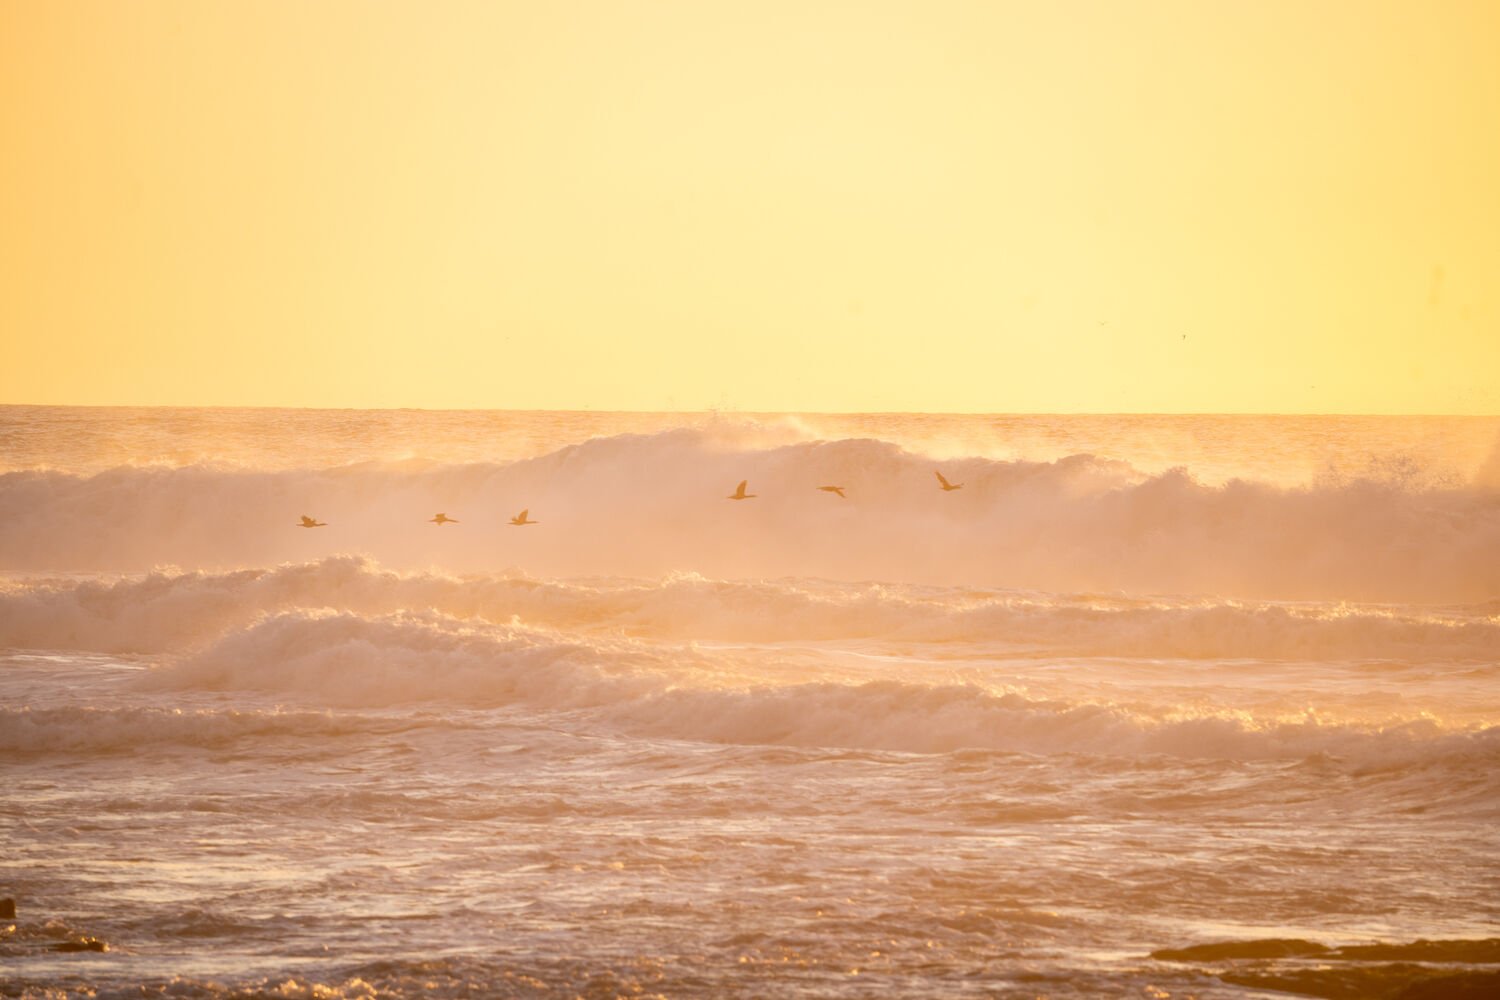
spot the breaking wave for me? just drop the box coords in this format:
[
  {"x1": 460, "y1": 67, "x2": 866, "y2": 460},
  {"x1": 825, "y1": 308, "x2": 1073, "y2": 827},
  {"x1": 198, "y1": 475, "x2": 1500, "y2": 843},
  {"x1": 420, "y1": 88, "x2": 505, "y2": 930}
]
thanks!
[
  {"x1": 3, "y1": 556, "x2": 1497, "y2": 661},
  {"x1": 0, "y1": 430, "x2": 1498, "y2": 601},
  {"x1": 121, "y1": 610, "x2": 1499, "y2": 765}
]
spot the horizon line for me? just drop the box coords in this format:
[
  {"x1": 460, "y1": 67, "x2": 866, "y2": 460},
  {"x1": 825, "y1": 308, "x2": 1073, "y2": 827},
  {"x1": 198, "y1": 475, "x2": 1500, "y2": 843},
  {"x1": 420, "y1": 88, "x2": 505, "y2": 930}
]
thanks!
[{"x1": 2, "y1": 401, "x2": 1497, "y2": 419}]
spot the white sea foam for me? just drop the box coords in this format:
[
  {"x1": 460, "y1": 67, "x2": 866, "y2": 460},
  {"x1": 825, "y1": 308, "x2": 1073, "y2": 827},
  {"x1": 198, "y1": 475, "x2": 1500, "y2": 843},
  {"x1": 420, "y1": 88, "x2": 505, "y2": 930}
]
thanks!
[
  {"x1": 120, "y1": 610, "x2": 1499, "y2": 764},
  {"x1": 2, "y1": 429, "x2": 1498, "y2": 600},
  {"x1": 4, "y1": 556, "x2": 1496, "y2": 662}
]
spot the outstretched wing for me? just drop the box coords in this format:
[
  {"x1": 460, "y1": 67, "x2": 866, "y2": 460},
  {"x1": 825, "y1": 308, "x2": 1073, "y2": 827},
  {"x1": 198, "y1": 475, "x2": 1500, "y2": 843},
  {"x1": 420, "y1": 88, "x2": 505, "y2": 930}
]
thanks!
[
  {"x1": 934, "y1": 471, "x2": 950, "y2": 488},
  {"x1": 517, "y1": 509, "x2": 529, "y2": 521},
  {"x1": 736, "y1": 480, "x2": 747, "y2": 495}
]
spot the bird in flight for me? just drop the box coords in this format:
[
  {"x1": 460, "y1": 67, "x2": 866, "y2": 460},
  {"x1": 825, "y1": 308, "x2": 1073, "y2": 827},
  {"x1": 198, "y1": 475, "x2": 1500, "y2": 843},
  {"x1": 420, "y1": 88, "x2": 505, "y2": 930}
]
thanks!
[
  {"x1": 429, "y1": 513, "x2": 459, "y2": 526},
  {"x1": 817, "y1": 485, "x2": 847, "y2": 498},
  {"x1": 297, "y1": 515, "x2": 327, "y2": 528},
  {"x1": 935, "y1": 471, "x2": 963, "y2": 492},
  {"x1": 509, "y1": 509, "x2": 538, "y2": 526},
  {"x1": 726, "y1": 480, "x2": 756, "y2": 500}
]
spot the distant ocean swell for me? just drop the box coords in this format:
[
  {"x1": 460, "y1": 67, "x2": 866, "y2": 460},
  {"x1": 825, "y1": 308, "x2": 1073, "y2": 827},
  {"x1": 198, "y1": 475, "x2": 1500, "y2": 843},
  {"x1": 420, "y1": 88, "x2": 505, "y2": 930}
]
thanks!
[{"x1": 2, "y1": 429, "x2": 1499, "y2": 599}]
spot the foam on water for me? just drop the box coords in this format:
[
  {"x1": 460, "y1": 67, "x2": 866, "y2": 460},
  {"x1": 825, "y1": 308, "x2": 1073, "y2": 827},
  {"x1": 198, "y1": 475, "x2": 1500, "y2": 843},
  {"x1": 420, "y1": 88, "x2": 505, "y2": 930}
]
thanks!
[
  {"x1": 5, "y1": 554, "x2": 1499, "y2": 659},
  {"x1": 2, "y1": 427, "x2": 1499, "y2": 600},
  {"x1": 2, "y1": 409, "x2": 1497, "y2": 999}
]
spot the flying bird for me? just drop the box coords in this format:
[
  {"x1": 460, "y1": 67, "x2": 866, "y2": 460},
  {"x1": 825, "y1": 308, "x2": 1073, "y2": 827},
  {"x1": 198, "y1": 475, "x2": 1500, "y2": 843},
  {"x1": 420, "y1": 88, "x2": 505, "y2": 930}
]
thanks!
[
  {"x1": 817, "y1": 485, "x2": 847, "y2": 498},
  {"x1": 429, "y1": 513, "x2": 458, "y2": 526},
  {"x1": 726, "y1": 480, "x2": 756, "y2": 500},
  {"x1": 934, "y1": 471, "x2": 963, "y2": 492},
  {"x1": 297, "y1": 515, "x2": 326, "y2": 528},
  {"x1": 509, "y1": 509, "x2": 538, "y2": 526}
]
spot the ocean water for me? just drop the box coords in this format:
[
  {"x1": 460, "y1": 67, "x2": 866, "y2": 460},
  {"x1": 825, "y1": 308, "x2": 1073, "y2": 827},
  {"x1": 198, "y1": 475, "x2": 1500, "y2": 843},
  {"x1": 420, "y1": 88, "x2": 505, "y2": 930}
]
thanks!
[{"x1": 2, "y1": 407, "x2": 1498, "y2": 998}]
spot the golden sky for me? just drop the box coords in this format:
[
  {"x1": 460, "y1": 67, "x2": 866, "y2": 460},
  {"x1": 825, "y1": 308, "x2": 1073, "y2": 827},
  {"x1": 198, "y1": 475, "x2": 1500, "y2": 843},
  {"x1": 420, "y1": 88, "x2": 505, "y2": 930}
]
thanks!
[{"x1": 2, "y1": 0, "x2": 1496, "y2": 412}]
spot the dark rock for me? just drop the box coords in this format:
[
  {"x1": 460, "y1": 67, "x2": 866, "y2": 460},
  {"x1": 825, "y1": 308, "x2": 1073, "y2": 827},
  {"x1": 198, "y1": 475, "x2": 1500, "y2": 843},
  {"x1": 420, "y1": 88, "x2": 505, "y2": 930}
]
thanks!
[
  {"x1": 1332, "y1": 938, "x2": 1500, "y2": 964},
  {"x1": 1394, "y1": 971, "x2": 1500, "y2": 1000},
  {"x1": 52, "y1": 937, "x2": 108, "y2": 953},
  {"x1": 0, "y1": 899, "x2": 14, "y2": 920},
  {"x1": 1221, "y1": 964, "x2": 1500, "y2": 1000},
  {"x1": 1154, "y1": 936, "x2": 1500, "y2": 999},
  {"x1": 1220, "y1": 968, "x2": 1377, "y2": 1000},
  {"x1": 1152, "y1": 938, "x2": 1331, "y2": 961}
]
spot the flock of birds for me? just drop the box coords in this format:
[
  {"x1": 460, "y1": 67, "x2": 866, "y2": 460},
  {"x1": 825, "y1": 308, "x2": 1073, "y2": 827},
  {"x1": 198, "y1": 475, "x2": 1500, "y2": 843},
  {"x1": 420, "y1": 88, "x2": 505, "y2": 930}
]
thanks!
[{"x1": 296, "y1": 471, "x2": 964, "y2": 528}]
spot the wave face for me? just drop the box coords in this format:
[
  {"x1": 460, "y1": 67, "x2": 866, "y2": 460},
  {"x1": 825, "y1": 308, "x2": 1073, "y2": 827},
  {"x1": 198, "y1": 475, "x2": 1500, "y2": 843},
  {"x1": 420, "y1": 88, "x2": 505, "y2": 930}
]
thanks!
[
  {"x1": 3, "y1": 569, "x2": 1492, "y2": 768},
  {"x1": 2, "y1": 425, "x2": 1499, "y2": 600},
  {"x1": 2, "y1": 604, "x2": 1490, "y2": 769},
  {"x1": 5, "y1": 555, "x2": 1500, "y2": 662},
  {"x1": 120, "y1": 608, "x2": 1494, "y2": 767}
]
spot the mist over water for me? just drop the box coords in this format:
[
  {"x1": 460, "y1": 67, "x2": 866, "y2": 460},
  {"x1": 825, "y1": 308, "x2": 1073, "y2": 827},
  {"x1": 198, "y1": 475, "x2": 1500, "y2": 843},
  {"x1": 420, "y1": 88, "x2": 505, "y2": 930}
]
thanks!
[
  {"x1": 2, "y1": 408, "x2": 1497, "y2": 998},
  {"x1": 4, "y1": 409, "x2": 1499, "y2": 601}
]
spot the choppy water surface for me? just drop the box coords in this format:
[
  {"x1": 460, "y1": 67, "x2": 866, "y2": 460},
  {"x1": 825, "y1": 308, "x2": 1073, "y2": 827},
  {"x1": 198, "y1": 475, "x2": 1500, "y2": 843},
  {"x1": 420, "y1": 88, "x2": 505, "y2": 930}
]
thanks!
[{"x1": 2, "y1": 408, "x2": 1498, "y2": 998}]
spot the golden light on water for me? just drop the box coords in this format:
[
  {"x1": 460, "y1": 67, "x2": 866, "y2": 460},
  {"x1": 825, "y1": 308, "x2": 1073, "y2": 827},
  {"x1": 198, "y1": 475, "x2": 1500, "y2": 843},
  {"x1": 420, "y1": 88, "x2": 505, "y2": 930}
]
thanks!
[
  {"x1": 4, "y1": 8, "x2": 1499, "y2": 992},
  {"x1": 3, "y1": 0, "x2": 1496, "y2": 412}
]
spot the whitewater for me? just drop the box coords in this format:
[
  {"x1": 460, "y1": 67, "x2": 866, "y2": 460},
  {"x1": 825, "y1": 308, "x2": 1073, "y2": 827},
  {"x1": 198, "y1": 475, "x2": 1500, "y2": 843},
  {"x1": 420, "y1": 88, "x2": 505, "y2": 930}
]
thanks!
[{"x1": 2, "y1": 407, "x2": 1498, "y2": 999}]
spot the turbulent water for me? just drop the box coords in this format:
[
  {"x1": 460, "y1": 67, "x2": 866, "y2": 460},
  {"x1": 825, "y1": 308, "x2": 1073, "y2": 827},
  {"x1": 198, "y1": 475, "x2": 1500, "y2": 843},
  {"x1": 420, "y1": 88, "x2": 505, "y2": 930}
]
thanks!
[{"x1": 2, "y1": 407, "x2": 1498, "y2": 998}]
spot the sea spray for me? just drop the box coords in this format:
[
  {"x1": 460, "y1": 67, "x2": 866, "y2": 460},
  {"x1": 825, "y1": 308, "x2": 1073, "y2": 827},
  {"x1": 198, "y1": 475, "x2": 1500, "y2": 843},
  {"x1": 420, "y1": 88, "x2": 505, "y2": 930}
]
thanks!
[{"x1": 3, "y1": 429, "x2": 1499, "y2": 599}]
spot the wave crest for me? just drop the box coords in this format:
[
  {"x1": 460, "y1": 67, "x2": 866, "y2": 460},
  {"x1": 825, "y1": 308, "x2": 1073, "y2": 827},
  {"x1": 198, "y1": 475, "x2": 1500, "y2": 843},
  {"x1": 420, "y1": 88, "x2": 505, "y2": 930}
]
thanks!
[
  {"x1": 5, "y1": 556, "x2": 1496, "y2": 661},
  {"x1": 1, "y1": 430, "x2": 1497, "y2": 600},
  {"x1": 129, "y1": 610, "x2": 1500, "y2": 765}
]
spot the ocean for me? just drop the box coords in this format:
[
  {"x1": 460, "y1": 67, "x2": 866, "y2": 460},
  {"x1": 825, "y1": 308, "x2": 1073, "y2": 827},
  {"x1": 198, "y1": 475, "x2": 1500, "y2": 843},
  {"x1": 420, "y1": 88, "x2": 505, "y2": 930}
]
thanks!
[{"x1": 2, "y1": 407, "x2": 1498, "y2": 998}]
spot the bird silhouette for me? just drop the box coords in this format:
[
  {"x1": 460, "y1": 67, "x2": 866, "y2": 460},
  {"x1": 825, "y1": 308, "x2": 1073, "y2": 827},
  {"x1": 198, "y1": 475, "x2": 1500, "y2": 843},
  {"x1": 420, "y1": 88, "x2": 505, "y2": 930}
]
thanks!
[
  {"x1": 429, "y1": 513, "x2": 458, "y2": 526},
  {"x1": 817, "y1": 485, "x2": 847, "y2": 498},
  {"x1": 935, "y1": 471, "x2": 963, "y2": 492},
  {"x1": 509, "y1": 509, "x2": 538, "y2": 526},
  {"x1": 297, "y1": 515, "x2": 327, "y2": 528},
  {"x1": 726, "y1": 480, "x2": 756, "y2": 500}
]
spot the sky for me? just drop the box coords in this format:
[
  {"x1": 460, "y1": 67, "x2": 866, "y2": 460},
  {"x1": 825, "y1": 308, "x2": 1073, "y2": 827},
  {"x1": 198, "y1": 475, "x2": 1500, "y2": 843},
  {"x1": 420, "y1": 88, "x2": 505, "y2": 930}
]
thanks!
[{"x1": 2, "y1": 0, "x2": 1497, "y2": 413}]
